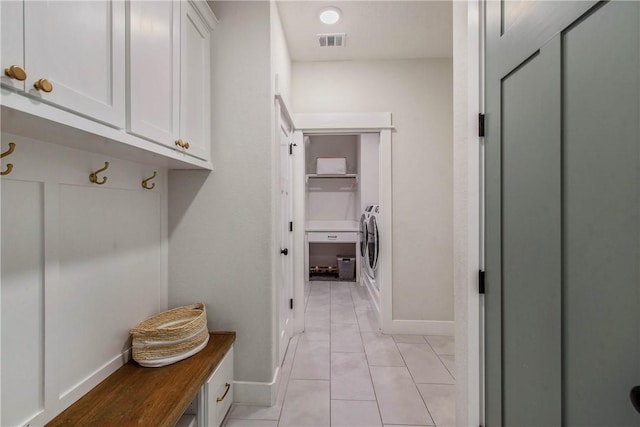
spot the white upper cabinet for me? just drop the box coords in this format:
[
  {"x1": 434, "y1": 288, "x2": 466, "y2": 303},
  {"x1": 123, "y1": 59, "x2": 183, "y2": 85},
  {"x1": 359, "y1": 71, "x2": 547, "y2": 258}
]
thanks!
[
  {"x1": 0, "y1": 0, "x2": 215, "y2": 169},
  {"x1": 128, "y1": 0, "x2": 215, "y2": 163},
  {"x1": 179, "y1": 1, "x2": 216, "y2": 161},
  {"x1": 23, "y1": 1, "x2": 126, "y2": 128},
  {"x1": 1, "y1": 1, "x2": 25, "y2": 92},
  {"x1": 128, "y1": 0, "x2": 181, "y2": 147}
]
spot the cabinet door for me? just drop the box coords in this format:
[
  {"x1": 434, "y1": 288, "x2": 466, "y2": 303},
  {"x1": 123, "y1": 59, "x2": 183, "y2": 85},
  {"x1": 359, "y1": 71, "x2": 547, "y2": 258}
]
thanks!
[
  {"x1": 24, "y1": 1, "x2": 125, "y2": 128},
  {"x1": 0, "y1": 0, "x2": 25, "y2": 91},
  {"x1": 180, "y1": 1, "x2": 212, "y2": 161},
  {"x1": 128, "y1": 0, "x2": 180, "y2": 147}
]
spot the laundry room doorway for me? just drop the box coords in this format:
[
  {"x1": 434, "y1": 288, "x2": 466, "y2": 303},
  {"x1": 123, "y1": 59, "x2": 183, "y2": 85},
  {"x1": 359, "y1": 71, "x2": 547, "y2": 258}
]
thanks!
[{"x1": 291, "y1": 113, "x2": 393, "y2": 333}]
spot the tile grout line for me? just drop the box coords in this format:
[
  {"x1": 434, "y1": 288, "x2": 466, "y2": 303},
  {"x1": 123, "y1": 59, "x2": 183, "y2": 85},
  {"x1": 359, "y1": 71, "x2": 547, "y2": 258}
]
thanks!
[
  {"x1": 276, "y1": 334, "x2": 301, "y2": 427},
  {"x1": 329, "y1": 281, "x2": 333, "y2": 426},
  {"x1": 350, "y1": 282, "x2": 385, "y2": 427},
  {"x1": 280, "y1": 282, "x2": 320, "y2": 427},
  {"x1": 423, "y1": 337, "x2": 456, "y2": 382},
  {"x1": 277, "y1": 315, "x2": 301, "y2": 427},
  {"x1": 392, "y1": 337, "x2": 437, "y2": 426}
]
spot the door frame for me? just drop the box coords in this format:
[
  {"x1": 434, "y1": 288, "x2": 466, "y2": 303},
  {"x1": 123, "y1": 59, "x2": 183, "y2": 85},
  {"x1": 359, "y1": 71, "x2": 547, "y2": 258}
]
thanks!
[
  {"x1": 276, "y1": 103, "x2": 294, "y2": 367},
  {"x1": 291, "y1": 112, "x2": 393, "y2": 333},
  {"x1": 274, "y1": 94, "x2": 295, "y2": 373},
  {"x1": 452, "y1": 1, "x2": 482, "y2": 426}
]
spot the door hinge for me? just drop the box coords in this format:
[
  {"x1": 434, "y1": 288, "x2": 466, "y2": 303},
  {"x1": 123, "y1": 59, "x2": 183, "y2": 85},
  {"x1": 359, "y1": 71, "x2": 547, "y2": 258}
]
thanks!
[
  {"x1": 289, "y1": 143, "x2": 293, "y2": 155},
  {"x1": 289, "y1": 221, "x2": 293, "y2": 232},
  {"x1": 289, "y1": 298, "x2": 293, "y2": 310},
  {"x1": 479, "y1": 113, "x2": 486, "y2": 138},
  {"x1": 479, "y1": 270, "x2": 486, "y2": 294}
]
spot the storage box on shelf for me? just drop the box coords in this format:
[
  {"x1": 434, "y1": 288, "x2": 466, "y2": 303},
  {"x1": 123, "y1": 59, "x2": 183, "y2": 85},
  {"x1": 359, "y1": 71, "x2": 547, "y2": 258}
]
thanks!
[
  {"x1": 316, "y1": 157, "x2": 347, "y2": 174},
  {"x1": 0, "y1": 0, "x2": 216, "y2": 169}
]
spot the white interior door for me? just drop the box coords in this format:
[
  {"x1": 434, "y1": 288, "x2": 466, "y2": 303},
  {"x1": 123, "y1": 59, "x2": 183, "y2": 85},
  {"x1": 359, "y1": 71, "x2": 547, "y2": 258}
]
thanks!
[
  {"x1": 278, "y1": 113, "x2": 293, "y2": 366},
  {"x1": 484, "y1": 1, "x2": 640, "y2": 424}
]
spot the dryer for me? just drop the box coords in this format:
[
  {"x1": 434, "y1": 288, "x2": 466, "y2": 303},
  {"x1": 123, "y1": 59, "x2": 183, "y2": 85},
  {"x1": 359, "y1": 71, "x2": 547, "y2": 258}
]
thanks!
[
  {"x1": 359, "y1": 209, "x2": 370, "y2": 280},
  {"x1": 361, "y1": 204, "x2": 381, "y2": 318},
  {"x1": 365, "y1": 205, "x2": 380, "y2": 289}
]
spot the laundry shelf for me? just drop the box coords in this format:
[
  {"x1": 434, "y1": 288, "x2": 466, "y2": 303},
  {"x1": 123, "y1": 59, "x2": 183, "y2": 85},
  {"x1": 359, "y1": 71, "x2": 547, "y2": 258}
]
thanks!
[{"x1": 305, "y1": 174, "x2": 358, "y2": 184}]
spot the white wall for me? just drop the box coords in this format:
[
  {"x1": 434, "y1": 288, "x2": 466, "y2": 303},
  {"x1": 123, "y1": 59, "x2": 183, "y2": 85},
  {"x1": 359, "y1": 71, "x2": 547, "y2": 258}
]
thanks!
[
  {"x1": 293, "y1": 59, "x2": 454, "y2": 322},
  {"x1": 271, "y1": 1, "x2": 292, "y2": 107},
  {"x1": 169, "y1": 0, "x2": 293, "y2": 404},
  {"x1": 169, "y1": 0, "x2": 274, "y2": 390}
]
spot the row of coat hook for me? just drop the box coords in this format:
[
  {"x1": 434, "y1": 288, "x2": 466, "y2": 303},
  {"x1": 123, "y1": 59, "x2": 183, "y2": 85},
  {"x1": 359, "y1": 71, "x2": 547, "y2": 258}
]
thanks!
[
  {"x1": 1, "y1": 142, "x2": 15, "y2": 175},
  {"x1": 0, "y1": 142, "x2": 157, "y2": 190},
  {"x1": 89, "y1": 161, "x2": 157, "y2": 190}
]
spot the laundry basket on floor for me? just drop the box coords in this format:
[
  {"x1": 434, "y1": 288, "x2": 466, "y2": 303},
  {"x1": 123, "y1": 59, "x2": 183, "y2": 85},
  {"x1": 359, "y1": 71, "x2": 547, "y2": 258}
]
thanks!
[
  {"x1": 130, "y1": 303, "x2": 209, "y2": 367},
  {"x1": 337, "y1": 256, "x2": 356, "y2": 280}
]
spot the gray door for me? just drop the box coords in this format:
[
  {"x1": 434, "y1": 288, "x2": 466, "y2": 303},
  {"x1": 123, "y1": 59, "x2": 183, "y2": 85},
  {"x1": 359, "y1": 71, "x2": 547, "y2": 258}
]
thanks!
[{"x1": 485, "y1": 1, "x2": 640, "y2": 425}]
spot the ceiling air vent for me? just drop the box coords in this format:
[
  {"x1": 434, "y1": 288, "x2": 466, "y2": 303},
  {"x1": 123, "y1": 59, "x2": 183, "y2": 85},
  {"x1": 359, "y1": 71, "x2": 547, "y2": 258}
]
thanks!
[{"x1": 318, "y1": 33, "x2": 346, "y2": 48}]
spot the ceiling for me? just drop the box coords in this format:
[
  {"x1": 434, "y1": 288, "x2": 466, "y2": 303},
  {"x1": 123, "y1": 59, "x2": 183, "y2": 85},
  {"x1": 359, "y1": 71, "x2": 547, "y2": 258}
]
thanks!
[{"x1": 276, "y1": 1, "x2": 453, "y2": 62}]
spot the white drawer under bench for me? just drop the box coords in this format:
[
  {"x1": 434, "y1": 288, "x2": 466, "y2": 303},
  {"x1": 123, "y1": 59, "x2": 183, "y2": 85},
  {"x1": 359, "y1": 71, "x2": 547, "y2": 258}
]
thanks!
[{"x1": 206, "y1": 346, "x2": 234, "y2": 426}]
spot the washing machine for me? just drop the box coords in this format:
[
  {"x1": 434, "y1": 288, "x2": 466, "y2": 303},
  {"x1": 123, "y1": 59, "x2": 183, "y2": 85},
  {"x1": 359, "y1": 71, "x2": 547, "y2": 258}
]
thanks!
[
  {"x1": 365, "y1": 205, "x2": 380, "y2": 289},
  {"x1": 359, "y1": 209, "x2": 371, "y2": 280}
]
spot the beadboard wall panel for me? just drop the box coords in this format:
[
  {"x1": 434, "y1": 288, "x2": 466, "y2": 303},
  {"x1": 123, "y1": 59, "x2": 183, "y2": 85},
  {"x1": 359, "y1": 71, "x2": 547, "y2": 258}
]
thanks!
[
  {"x1": 0, "y1": 133, "x2": 167, "y2": 426},
  {"x1": 57, "y1": 185, "x2": 161, "y2": 399},
  {"x1": 1, "y1": 179, "x2": 45, "y2": 426}
]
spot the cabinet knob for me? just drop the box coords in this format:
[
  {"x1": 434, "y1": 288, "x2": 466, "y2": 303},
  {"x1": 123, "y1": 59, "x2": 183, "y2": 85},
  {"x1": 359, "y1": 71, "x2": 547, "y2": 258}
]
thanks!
[
  {"x1": 4, "y1": 65, "x2": 27, "y2": 81},
  {"x1": 33, "y1": 78, "x2": 53, "y2": 93},
  {"x1": 280, "y1": 248, "x2": 289, "y2": 256},
  {"x1": 183, "y1": 141, "x2": 190, "y2": 150},
  {"x1": 175, "y1": 139, "x2": 184, "y2": 148}
]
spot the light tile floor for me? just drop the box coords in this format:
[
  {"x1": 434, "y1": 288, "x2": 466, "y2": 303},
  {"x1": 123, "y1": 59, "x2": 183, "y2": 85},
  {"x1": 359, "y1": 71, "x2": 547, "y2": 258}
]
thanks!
[{"x1": 223, "y1": 281, "x2": 456, "y2": 427}]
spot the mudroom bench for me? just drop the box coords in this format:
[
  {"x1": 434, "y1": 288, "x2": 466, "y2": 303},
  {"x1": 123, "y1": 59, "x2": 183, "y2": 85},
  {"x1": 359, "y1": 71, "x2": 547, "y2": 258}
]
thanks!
[{"x1": 46, "y1": 332, "x2": 235, "y2": 427}]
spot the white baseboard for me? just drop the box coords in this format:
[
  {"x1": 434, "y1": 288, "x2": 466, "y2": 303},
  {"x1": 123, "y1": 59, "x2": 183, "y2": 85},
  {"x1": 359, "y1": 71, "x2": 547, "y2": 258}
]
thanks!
[
  {"x1": 363, "y1": 276, "x2": 380, "y2": 310},
  {"x1": 233, "y1": 367, "x2": 280, "y2": 406},
  {"x1": 383, "y1": 319, "x2": 455, "y2": 336}
]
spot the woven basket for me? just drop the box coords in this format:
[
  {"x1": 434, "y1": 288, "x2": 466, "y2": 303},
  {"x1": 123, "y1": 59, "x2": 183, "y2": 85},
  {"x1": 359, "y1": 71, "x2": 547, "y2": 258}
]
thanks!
[{"x1": 130, "y1": 303, "x2": 209, "y2": 367}]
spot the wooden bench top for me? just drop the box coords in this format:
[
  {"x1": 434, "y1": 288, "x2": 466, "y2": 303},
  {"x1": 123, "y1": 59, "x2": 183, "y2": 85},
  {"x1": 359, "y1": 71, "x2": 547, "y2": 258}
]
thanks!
[{"x1": 47, "y1": 332, "x2": 236, "y2": 427}]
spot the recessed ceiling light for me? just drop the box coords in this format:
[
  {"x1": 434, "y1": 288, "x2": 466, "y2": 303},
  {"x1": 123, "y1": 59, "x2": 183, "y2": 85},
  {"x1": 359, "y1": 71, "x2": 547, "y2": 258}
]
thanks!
[{"x1": 319, "y1": 7, "x2": 341, "y2": 25}]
